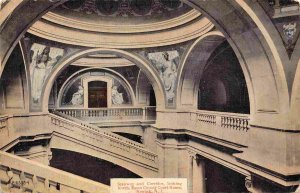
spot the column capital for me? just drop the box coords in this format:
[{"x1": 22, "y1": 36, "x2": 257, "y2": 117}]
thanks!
[
  {"x1": 245, "y1": 176, "x2": 253, "y2": 192},
  {"x1": 47, "y1": 148, "x2": 53, "y2": 164},
  {"x1": 187, "y1": 150, "x2": 197, "y2": 160}
]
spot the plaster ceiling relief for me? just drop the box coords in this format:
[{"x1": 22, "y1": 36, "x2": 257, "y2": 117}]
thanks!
[
  {"x1": 61, "y1": 0, "x2": 188, "y2": 18},
  {"x1": 29, "y1": 0, "x2": 213, "y2": 48},
  {"x1": 42, "y1": 0, "x2": 201, "y2": 34}
]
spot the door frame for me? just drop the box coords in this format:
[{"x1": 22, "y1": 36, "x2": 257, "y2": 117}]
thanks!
[{"x1": 83, "y1": 77, "x2": 112, "y2": 108}]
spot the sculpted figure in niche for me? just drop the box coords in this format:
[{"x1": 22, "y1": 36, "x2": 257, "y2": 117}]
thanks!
[
  {"x1": 71, "y1": 85, "x2": 84, "y2": 105},
  {"x1": 31, "y1": 46, "x2": 62, "y2": 103},
  {"x1": 112, "y1": 86, "x2": 124, "y2": 105},
  {"x1": 162, "y1": 52, "x2": 178, "y2": 101},
  {"x1": 148, "y1": 51, "x2": 178, "y2": 101}
]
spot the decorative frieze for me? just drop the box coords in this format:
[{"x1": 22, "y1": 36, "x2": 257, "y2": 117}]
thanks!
[{"x1": 62, "y1": 0, "x2": 185, "y2": 17}]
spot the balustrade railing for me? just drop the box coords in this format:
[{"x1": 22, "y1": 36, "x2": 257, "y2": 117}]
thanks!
[
  {"x1": 193, "y1": 110, "x2": 249, "y2": 130},
  {"x1": 0, "y1": 151, "x2": 109, "y2": 193},
  {"x1": 221, "y1": 116, "x2": 249, "y2": 130},
  {"x1": 0, "y1": 115, "x2": 8, "y2": 131},
  {"x1": 196, "y1": 113, "x2": 216, "y2": 125},
  {"x1": 49, "y1": 112, "x2": 158, "y2": 164},
  {"x1": 52, "y1": 106, "x2": 156, "y2": 122},
  {"x1": 269, "y1": 0, "x2": 300, "y2": 18}
]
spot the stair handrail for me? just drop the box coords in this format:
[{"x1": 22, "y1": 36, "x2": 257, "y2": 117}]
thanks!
[
  {"x1": 50, "y1": 111, "x2": 157, "y2": 157},
  {"x1": 0, "y1": 150, "x2": 109, "y2": 193}
]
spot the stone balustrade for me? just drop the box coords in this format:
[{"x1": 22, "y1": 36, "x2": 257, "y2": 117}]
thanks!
[
  {"x1": 220, "y1": 115, "x2": 249, "y2": 130},
  {"x1": 194, "y1": 110, "x2": 249, "y2": 146},
  {"x1": 0, "y1": 115, "x2": 8, "y2": 131},
  {"x1": 50, "y1": 113, "x2": 158, "y2": 166},
  {"x1": 52, "y1": 106, "x2": 156, "y2": 122},
  {"x1": 192, "y1": 110, "x2": 249, "y2": 130},
  {"x1": 196, "y1": 113, "x2": 217, "y2": 125},
  {"x1": 269, "y1": 0, "x2": 300, "y2": 18},
  {"x1": 0, "y1": 151, "x2": 109, "y2": 193},
  {"x1": 0, "y1": 113, "x2": 158, "y2": 177},
  {"x1": 156, "y1": 109, "x2": 250, "y2": 146}
]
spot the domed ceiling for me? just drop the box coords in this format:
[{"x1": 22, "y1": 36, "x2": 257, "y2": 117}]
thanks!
[{"x1": 28, "y1": 0, "x2": 214, "y2": 48}]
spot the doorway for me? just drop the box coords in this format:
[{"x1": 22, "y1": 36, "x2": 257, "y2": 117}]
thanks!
[
  {"x1": 149, "y1": 88, "x2": 156, "y2": 106},
  {"x1": 88, "y1": 81, "x2": 107, "y2": 108}
]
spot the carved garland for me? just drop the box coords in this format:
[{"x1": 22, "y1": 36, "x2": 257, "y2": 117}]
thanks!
[{"x1": 62, "y1": 0, "x2": 184, "y2": 16}]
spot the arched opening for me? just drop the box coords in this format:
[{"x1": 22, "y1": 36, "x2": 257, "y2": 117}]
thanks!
[
  {"x1": 0, "y1": 44, "x2": 28, "y2": 114},
  {"x1": 88, "y1": 81, "x2": 107, "y2": 108},
  {"x1": 204, "y1": 159, "x2": 248, "y2": 192},
  {"x1": 0, "y1": 0, "x2": 297, "y2": 191},
  {"x1": 149, "y1": 88, "x2": 156, "y2": 106},
  {"x1": 50, "y1": 149, "x2": 141, "y2": 186},
  {"x1": 136, "y1": 70, "x2": 157, "y2": 107},
  {"x1": 1, "y1": 0, "x2": 290, "y2": 117},
  {"x1": 176, "y1": 33, "x2": 228, "y2": 109},
  {"x1": 198, "y1": 41, "x2": 250, "y2": 114},
  {"x1": 53, "y1": 67, "x2": 135, "y2": 109},
  {"x1": 42, "y1": 48, "x2": 165, "y2": 112}
]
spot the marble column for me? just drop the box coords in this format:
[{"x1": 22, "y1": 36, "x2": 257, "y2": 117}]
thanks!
[
  {"x1": 188, "y1": 152, "x2": 194, "y2": 193},
  {"x1": 245, "y1": 176, "x2": 260, "y2": 193},
  {"x1": 188, "y1": 151, "x2": 206, "y2": 193},
  {"x1": 193, "y1": 156, "x2": 206, "y2": 193}
]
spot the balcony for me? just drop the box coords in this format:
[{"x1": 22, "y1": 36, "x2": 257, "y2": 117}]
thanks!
[
  {"x1": 51, "y1": 106, "x2": 156, "y2": 126},
  {"x1": 156, "y1": 109, "x2": 250, "y2": 147},
  {"x1": 269, "y1": 0, "x2": 300, "y2": 18}
]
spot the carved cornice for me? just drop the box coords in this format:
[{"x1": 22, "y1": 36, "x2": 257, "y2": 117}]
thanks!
[
  {"x1": 71, "y1": 57, "x2": 135, "y2": 67},
  {"x1": 28, "y1": 16, "x2": 213, "y2": 48}
]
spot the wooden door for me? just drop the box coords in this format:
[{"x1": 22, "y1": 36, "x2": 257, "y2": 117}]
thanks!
[{"x1": 88, "y1": 81, "x2": 107, "y2": 108}]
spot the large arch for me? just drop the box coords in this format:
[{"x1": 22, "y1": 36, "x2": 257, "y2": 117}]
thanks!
[
  {"x1": 0, "y1": 43, "x2": 29, "y2": 114},
  {"x1": 50, "y1": 148, "x2": 141, "y2": 185},
  {"x1": 50, "y1": 134, "x2": 158, "y2": 178},
  {"x1": 1, "y1": 1, "x2": 291, "y2": 115},
  {"x1": 136, "y1": 70, "x2": 154, "y2": 106},
  {"x1": 1, "y1": 0, "x2": 300, "y2": 187},
  {"x1": 290, "y1": 36, "x2": 300, "y2": 130},
  {"x1": 177, "y1": 31, "x2": 253, "y2": 113},
  {"x1": 0, "y1": 0, "x2": 68, "y2": 76},
  {"x1": 176, "y1": 0, "x2": 290, "y2": 130},
  {"x1": 42, "y1": 48, "x2": 166, "y2": 112}
]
